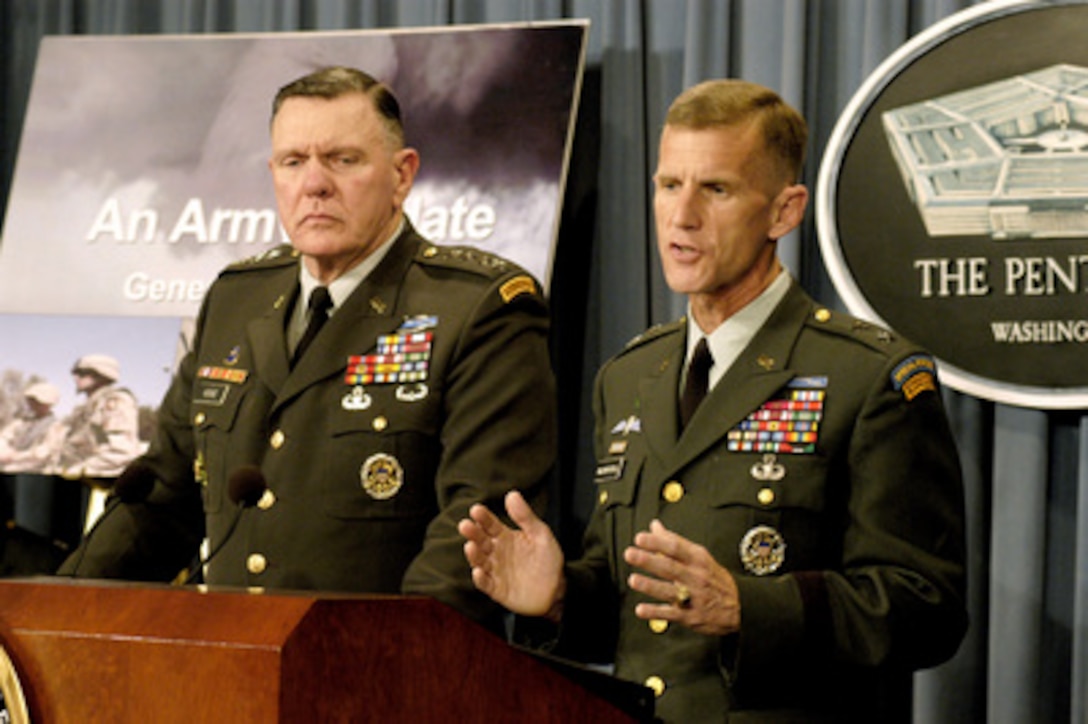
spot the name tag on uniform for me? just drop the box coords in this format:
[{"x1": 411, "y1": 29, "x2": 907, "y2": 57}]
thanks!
[
  {"x1": 594, "y1": 457, "x2": 625, "y2": 483},
  {"x1": 193, "y1": 381, "x2": 229, "y2": 406}
]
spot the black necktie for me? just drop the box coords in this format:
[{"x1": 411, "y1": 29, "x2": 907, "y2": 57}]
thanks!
[
  {"x1": 679, "y1": 337, "x2": 712, "y2": 429},
  {"x1": 291, "y1": 286, "x2": 333, "y2": 367}
]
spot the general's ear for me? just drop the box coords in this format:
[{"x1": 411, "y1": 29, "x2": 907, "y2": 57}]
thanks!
[
  {"x1": 769, "y1": 184, "x2": 808, "y2": 240},
  {"x1": 392, "y1": 147, "x2": 421, "y2": 205}
]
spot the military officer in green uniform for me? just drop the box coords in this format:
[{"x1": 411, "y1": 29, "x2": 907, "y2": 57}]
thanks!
[
  {"x1": 60, "y1": 67, "x2": 557, "y2": 631},
  {"x1": 460, "y1": 79, "x2": 966, "y2": 720}
]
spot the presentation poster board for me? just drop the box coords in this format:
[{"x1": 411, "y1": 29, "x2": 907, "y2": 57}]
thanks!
[
  {"x1": 0, "y1": 22, "x2": 588, "y2": 473},
  {"x1": 817, "y1": 0, "x2": 1088, "y2": 409}
]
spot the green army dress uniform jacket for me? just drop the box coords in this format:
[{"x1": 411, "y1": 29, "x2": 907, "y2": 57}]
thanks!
[
  {"x1": 557, "y1": 281, "x2": 967, "y2": 723},
  {"x1": 60, "y1": 226, "x2": 557, "y2": 629}
]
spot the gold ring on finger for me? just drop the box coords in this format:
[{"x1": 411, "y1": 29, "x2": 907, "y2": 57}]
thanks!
[{"x1": 674, "y1": 583, "x2": 692, "y2": 608}]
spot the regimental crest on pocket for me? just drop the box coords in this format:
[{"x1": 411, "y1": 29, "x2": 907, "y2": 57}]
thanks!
[{"x1": 360, "y1": 453, "x2": 403, "y2": 500}]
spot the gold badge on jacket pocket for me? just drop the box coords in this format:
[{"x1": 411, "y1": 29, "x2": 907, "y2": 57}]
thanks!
[
  {"x1": 739, "y1": 525, "x2": 786, "y2": 575},
  {"x1": 361, "y1": 453, "x2": 403, "y2": 500}
]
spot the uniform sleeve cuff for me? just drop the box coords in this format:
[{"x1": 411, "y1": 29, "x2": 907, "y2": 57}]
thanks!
[{"x1": 727, "y1": 573, "x2": 814, "y2": 681}]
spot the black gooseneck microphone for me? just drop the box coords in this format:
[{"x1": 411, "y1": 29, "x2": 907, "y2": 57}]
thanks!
[
  {"x1": 64, "y1": 460, "x2": 158, "y2": 577},
  {"x1": 176, "y1": 465, "x2": 267, "y2": 586}
]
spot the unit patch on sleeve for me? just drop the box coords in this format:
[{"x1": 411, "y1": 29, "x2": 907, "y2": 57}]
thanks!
[
  {"x1": 500, "y1": 275, "x2": 537, "y2": 303},
  {"x1": 891, "y1": 355, "x2": 938, "y2": 401}
]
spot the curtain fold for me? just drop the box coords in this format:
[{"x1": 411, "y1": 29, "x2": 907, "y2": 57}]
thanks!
[
  {"x1": 1075, "y1": 418, "x2": 1088, "y2": 724},
  {"x1": 990, "y1": 405, "x2": 1049, "y2": 721},
  {"x1": 2, "y1": 1, "x2": 1085, "y2": 721}
]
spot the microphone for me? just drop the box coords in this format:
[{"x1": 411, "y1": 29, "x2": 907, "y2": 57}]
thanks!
[
  {"x1": 176, "y1": 465, "x2": 267, "y2": 585},
  {"x1": 114, "y1": 460, "x2": 159, "y2": 503},
  {"x1": 62, "y1": 460, "x2": 157, "y2": 577},
  {"x1": 227, "y1": 465, "x2": 268, "y2": 508}
]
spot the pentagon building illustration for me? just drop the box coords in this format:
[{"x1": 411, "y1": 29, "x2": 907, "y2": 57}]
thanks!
[{"x1": 882, "y1": 64, "x2": 1088, "y2": 239}]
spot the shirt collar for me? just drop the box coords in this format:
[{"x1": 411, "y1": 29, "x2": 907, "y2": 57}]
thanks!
[
  {"x1": 297, "y1": 218, "x2": 405, "y2": 314},
  {"x1": 685, "y1": 269, "x2": 792, "y2": 390}
]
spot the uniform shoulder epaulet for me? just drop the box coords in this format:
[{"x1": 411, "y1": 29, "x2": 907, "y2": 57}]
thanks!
[
  {"x1": 806, "y1": 305, "x2": 940, "y2": 400},
  {"x1": 416, "y1": 243, "x2": 516, "y2": 279},
  {"x1": 417, "y1": 243, "x2": 543, "y2": 303},
  {"x1": 221, "y1": 245, "x2": 300, "y2": 274},
  {"x1": 618, "y1": 318, "x2": 685, "y2": 355},
  {"x1": 805, "y1": 305, "x2": 912, "y2": 355}
]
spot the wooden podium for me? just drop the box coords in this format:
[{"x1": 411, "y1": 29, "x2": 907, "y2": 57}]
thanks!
[{"x1": 0, "y1": 579, "x2": 651, "y2": 722}]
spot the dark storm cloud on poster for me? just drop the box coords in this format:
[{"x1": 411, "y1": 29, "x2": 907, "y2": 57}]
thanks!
[{"x1": 819, "y1": 0, "x2": 1088, "y2": 409}]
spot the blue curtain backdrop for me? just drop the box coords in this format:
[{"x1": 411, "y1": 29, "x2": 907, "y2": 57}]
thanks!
[{"x1": 2, "y1": 2, "x2": 1085, "y2": 722}]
